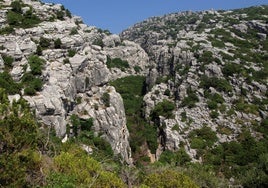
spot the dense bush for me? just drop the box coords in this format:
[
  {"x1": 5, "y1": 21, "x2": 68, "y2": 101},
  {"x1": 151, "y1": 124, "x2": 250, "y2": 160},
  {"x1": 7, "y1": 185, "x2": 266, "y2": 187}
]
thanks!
[
  {"x1": 151, "y1": 99, "x2": 175, "y2": 120},
  {"x1": 2, "y1": 54, "x2": 14, "y2": 70},
  {"x1": 20, "y1": 55, "x2": 45, "y2": 95},
  {"x1": 39, "y1": 37, "x2": 51, "y2": 48},
  {"x1": 234, "y1": 98, "x2": 259, "y2": 115},
  {"x1": 0, "y1": 90, "x2": 40, "y2": 187},
  {"x1": 142, "y1": 170, "x2": 198, "y2": 188},
  {"x1": 54, "y1": 38, "x2": 62, "y2": 49},
  {"x1": 36, "y1": 45, "x2": 42, "y2": 55},
  {"x1": 110, "y1": 76, "x2": 158, "y2": 157},
  {"x1": 11, "y1": 0, "x2": 22, "y2": 13},
  {"x1": 180, "y1": 88, "x2": 199, "y2": 108},
  {"x1": 69, "y1": 28, "x2": 78, "y2": 35},
  {"x1": 49, "y1": 149, "x2": 125, "y2": 187},
  {"x1": 68, "y1": 49, "x2": 76, "y2": 57},
  {"x1": 210, "y1": 38, "x2": 225, "y2": 48},
  {"x1": 159, "y1": 149, "x2": 191, "y2": 165},
  {"x1": 7, "y1": 10, "x2": 22, "y2": 26},
  {"x1": 203, "y1": 129, "x2": 268, "y2": 187},
  {"x1": 110, "y1": 75, "x2": 146, "y2": 115},
  {"x1": 206, "y1": 92, "x2": 225, "y2": 110},
  {"x1": 92, "y1": 38, "x2": 104, "y2": 48},
  {"x1": 106, "y1": 56, "x2": 130, "y2": 71},
  {"x1": 0, "y1": 26, "x2": 14, "y2": 35},
  {"x1": 200, "y1": 75, "x2": 232, "y2": 93},
  {"x1": 0, "y1": 71, "x2": 21, "y2": 94},
  {"x1": 222, "y1": 62, "x2": 243, "y2": 77},
  {"x1": 198, "y1": 50, "x2": 214, "y2": 63},
  {"x1": 28, "y1": 55, "x2": 45, "y2": 75},
  {"x1": 189, "y1": 126, "x2": 218, "y2": 149},
  {"x1": 6, "y1": 1, "x2": 40, "y2": 29}
]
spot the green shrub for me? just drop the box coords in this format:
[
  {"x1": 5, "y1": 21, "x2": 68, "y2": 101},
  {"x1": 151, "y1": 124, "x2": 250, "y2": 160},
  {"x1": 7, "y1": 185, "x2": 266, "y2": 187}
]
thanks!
[
  {"x1": 68, "y1": 49, "x2": 76, "y2": 57},
  {"x1": 172, "y1": 124, "x2": 180, "y2": 131},
  {"x1": 101, "y1": 92, "x2": 110, "y2": 107},
  {"x1": 22, "y1": 73, "x2": 43, "y2": 95},
  {"x1": 159, "y1": 149, "x2": 191, "y2": 165},
  {"x1": 106, "y1": 56, "x2": 130, "y2": 71},
  {"x1": 206, "y1": 93, "x2": 225, "y2": 110},
  {"x1": 2, "y1": 54, "x2": 14, "y2": 70},
  {"x1": 54, "y1": 38, "x2": 62, "y2": 49},
  {"x1": 234, "y1": 99, "x2": 259, "y2": 115},
  {"x1": 7, "y1": 3, "x2": 41, "y2": 29},
  {"x1": 219, "y1": 51, "x2": 235, "y2": 61},
  {"x1": 36, "y1": 45, "x2": 42, "y2": 55},
  {"x1": 0, "y1": 71, "x2": 21, "y2": 94},
  {"x1": 134, "y1": 65, "x2": 142, "y2": 73},
  {"x1": 11, "y1": 0, "x2": 22, "y2": 13},
  {"x1": 92, "y1": 136, "x2": 113, "y2": 156},
  {"x1": 69, "y1": 28, "x2": 78, "y2": 35},
  {"x1": 164, "y1": 89, "x2": 171, "y2": 96},
  {"x1": 92, "y1": 38, "x2": 104, "y2": 48},
  {"x1": 210, "y1": 38, "x2": 225, "y2": 48},
  {"x1": 207, "y1": 100, "x2": 218, "y2": 110},
  {"x1": 28, "y1": 55, "x2": 45, "y2": 75},
  {"x1": 200, "y1": 75, "x2": 232, "y2": 93},
  {"x1": 143, "y1": 170, "x2": 198, "y2": 188},
  {"x1": 52, "y1": 150, "x2": 125, "y2": 187},
  {"x1": 144, "y1": 124, "x2": 158, "y2": 154},
  {"x1": 39, "y1": 37, "x2": 51, "y2": 48},
  {"x1": 190, "y1": 137, "x2": 207, "y2": 149},
  {"x1": 24, "y1": 86, "x2": 36, "y2": 96},
  {"x1": 189, "y1": 126, "x2": 218, "y2": 148},
  {"x1": 65, "y1": 9, "x2": 72, "y2": 18},
  {"x1": 56, "y1": 10, "x2": 65, "y2": 20},
  {"x1": 63, "y1": 58, "x2": 70, "y2": 64},
  {"x1": 223, "y1": 63, "x2": 243, "y2": 77},
  {"x1": 150, "y1": 99, "x2": 175, "y2": 120},
  {"x1": 181, "y1": 111, "x2": 187, "y2": 122},
  {"x1": 198, "y1": 51, "x2": 214, "y2": 63},
  {"x1": 110, "y1": 75, "x2": 146, "y2": 115},
  {"x1": 20, "y1": 7, "x2": 40, "y2": 28},
  {"x1": 0, "y1": 93, "x2": 40, "y2": 187},
  {"x1": 210, "y1": 110, "x2": 219, "y2": 119},
  {"x1": 0, "y1": 26, "x2": 14, "y2": 35},
  {"x1": 7, "y1": 10, "x2": 22, "y2": 26},
  {"x1": 180, "y1": 88, "x2": 199, "y2": 108}
]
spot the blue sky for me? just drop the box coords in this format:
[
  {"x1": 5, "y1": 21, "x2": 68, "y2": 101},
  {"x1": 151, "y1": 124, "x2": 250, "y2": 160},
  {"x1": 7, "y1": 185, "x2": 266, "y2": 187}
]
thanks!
[{"x1": 42, "y1": 0, "x2": 268, "y2": 34}]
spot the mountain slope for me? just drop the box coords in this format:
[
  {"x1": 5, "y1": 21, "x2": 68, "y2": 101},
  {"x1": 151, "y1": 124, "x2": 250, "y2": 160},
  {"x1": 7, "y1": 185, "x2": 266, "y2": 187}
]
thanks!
[
  {"x1": 120, "y1": 5, "x2": 268, "y2": 186},
  {"x1": 0, "y1": 0, "x2": 151, "y2": 165}
]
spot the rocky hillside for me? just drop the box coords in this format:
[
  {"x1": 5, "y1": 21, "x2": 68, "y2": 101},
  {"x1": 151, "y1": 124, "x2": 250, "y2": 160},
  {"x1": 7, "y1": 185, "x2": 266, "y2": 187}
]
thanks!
[
  {"x1": 1, "y1": 0, "x2": 268, "y2": 187},
  {"x1": 0, "y1": 0, "x2": 151, "y2": 165},
  {"x1": 121, "y1": 5, "x2": 268, "y2": 160}
]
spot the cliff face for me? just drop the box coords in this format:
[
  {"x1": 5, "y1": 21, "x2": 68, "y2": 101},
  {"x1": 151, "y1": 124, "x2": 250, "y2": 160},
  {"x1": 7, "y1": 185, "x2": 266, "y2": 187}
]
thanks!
[
  {"x1": 0, "y1": 0, "x2": 151, "y2": 164},
  {"x1": 121, "y1": 6, "x2": 268, "y2": 160}
]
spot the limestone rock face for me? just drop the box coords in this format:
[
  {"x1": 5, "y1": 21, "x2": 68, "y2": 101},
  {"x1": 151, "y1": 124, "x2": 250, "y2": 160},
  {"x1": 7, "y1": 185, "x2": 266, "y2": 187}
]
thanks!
[
  {"x1": 121, "y1": 6, "x2": 268, "y2": 160},
  {"x1": 73, "y1": 86, "x2": 132, "y2": 164},
  {"x1": 104, "y1": 40, "x2": 150, "y2": 79},
  {"x1": 0, "y1": 0, "x2": 154, "y2": 164}
]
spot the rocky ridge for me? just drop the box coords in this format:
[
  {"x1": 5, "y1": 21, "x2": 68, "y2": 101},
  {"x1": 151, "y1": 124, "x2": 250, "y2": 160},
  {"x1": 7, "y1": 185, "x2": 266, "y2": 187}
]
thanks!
[
  {"x1": 0, "y1": 0, "x2": 150, "y2": 164},
  {"x1": 121, "y1": 6, "x2": 268, "y2": 160}
]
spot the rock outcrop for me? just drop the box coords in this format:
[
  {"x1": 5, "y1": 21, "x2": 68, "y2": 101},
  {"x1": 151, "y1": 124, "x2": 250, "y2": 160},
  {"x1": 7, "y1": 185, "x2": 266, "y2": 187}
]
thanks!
[
  {"x1": 121, "y1": 6, "x2": 268, "y2": 159},
  {"x1": 0, "y1": 0, "x2": 152, "y2": 164}
]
